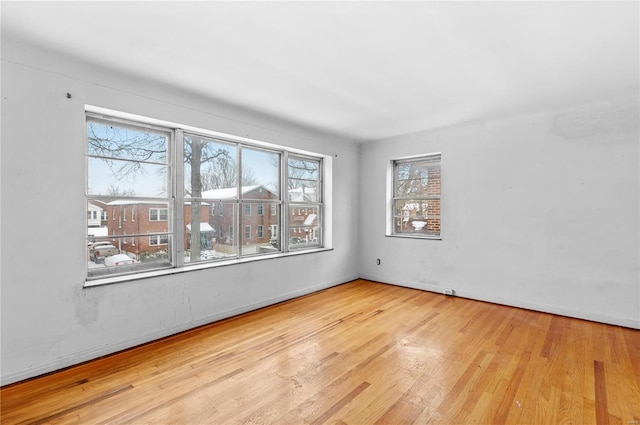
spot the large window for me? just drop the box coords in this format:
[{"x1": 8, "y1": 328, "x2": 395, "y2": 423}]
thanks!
[
  {"x1": 390, "y1": 153, "x2": 441, "y2": 239},
  {"x1": 86, "y1": 110, "x2": 326, "y2": 282}
]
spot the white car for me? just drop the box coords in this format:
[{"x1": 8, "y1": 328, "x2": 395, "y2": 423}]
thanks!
[{"x1": 104, "y1": 254, "x2": 137, "y2": 267}]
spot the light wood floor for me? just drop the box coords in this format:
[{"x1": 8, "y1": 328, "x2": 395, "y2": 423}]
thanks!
[{"x1": 2, "y1": 279, "x2": 639, "y2": 424}]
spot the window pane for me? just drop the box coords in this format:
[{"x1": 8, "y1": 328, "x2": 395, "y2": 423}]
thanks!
[
  {"x1": 288, "y1": 204, "x2": 319, "y2": 248},
  {"x1": 88, "y1": 157, "x2": 168, "y2": 197},
  {"x1": 288, "y1": 157, "x2": 319, "y2": 180},
  {"x1": 241, "y1": 147, "x2": 280, "y2": 198},
  {"x1": 288, "y1": 227, "x2": 320, "y2": 248},
  {"x1": 185, "y1": 202, "x2": 237, "y2": 263},
  {"x1": 393, "y1": 199, "x2": 441, "y2": 236},
  {"x1": 88, "y1": 235, "x2": 171, "y2": 278},
  {"x1": 288, "y1": 179, "x2": 319, "y2": 202},
  {"x1": 184, "y1": 202, "x2": 238, "y2": 263},
  {"x1": 289, "y1": 204, "x2": 318, "y2": 227},
  {"x1": 240, "y1": 202, "x2": 280, "y2": 256},
  {"x1": 394, "y1": 161, "x2": 440, "y2": 198},
  {"x1": 87, "y1": 121, "x2": 168, "y2": 164},
  {"x1": 394, "y1": 156, "x2": 439, "y2": 180},
  {"x1": 183, "y1": 136, "x2": 236, "y2": 198}
]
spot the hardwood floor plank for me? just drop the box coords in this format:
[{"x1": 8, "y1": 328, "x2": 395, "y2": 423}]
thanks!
[
  {"x1": 309, "y1": 381, "x2": 370, "y2": 425},
  {"x1": 594, "y1": 360, "x2": 610, "y2": 425},
  {"x1": 2, "y1": 280, "x2": 639, "y2": 424},
  {"x1": 26, "y1": 384, "x2": 133, "y2": 425},
  {"x1": 492, "y1": 350, "x2": 532, "y2": 424}
]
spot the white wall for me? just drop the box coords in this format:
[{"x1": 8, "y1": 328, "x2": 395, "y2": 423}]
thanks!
[
  {"x1": 359, "y1": 96, "x2": 639, "y2": 329},
  {"x1": 0, "y1": 37, "x2": 360, "y2": 385}
]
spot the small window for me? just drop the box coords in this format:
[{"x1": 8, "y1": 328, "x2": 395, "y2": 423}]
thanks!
[
  {"x1": 271, "y1": 204, "x2": 276, "y2": 215},
  {"x1": 131, "y1": 209, "x2": 135, "y2": 222},
  {"x1": 149, "y1": 235, "x2": 169, "y2": 246},
  {"x1": 244, "y1": 225, "x2": 251, "y2": 240},
  {"x1": 150, "y1": 208, "x2": 168, "y2": 221},
  {"x1": 390, "y1": 153, "x2": 441, "y2": 238},
  {"x1": 258, "y1": 203, "x2": 263, "y2": 215},
  {"x1": 244, "y1": 203, "x2": 251, "y2": 216},
  {"x1": 257, "y1": 225, "x2": 263, "y2": 238}
]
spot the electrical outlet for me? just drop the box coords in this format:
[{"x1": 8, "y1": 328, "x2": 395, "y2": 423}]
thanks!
[{"x1": 444, "y1": 288, "x2": 454, "y2": 296}]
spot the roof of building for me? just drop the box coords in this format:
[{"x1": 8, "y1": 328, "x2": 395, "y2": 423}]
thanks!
[
  {"x1": 289, "y1": 186, "x2": 317, "y2": 202},
  {"x1": 186, "y1": 223, "x2": 215, "y2": 233},
  {"x1": 200, "y1": 185, "x2": 276, "y2": 200}
]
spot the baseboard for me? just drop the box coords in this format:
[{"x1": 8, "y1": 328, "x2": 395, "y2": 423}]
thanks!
[
  {"x1": 359, "y1": 274, "x2": 640, "y2": 330},
  {"x1": 1, "y1": 275, "x2": 357, "y2": 386}
]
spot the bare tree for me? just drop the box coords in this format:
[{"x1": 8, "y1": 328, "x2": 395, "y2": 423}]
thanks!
[
  {"x1": 89, "y1": 122, "x2": 230, "y2": 261},
  {"x1": 106, "y1": 185, "x2": 137, "y2": 197},
  {"x1": 88, "y1": 123, "x2": 167, "y2": 181},
  {"x1": 394, "y1": 161, "x2": 435, "y2": 227},
  {"x1": 184, "y1": 136, "x2": 234, "y2": 260},
  {"x1": 201, "y1": 155, "x2": 258, "y2": 191}
]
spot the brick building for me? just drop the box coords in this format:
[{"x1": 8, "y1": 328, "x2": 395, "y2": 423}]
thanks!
[
  {"x1": 203, "y1": 186, "x2": 279, "y2": 253},
  {"x1": 104, "y1": 201, "x2": 211, "y2": 259}
]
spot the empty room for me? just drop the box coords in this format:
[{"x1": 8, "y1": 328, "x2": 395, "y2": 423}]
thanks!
[{"x1": 1, "y1": 1, "x2": 638, "y2": 424}]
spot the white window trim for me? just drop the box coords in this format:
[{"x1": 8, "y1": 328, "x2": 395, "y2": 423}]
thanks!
[
  {"x1": 149, "y1": 208, "x2": 169, "y2": 222},
  {"x1": 149, "y1": 235, "x2": 169, "y2": 246},
  {"x1": 386, "y1": 152, "x2": 442, "y2": 240}
]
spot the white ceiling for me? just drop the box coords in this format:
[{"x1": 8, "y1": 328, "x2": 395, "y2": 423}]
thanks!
[{"x1": 2, "y1": 1, "x2": 638, "y2": 142}]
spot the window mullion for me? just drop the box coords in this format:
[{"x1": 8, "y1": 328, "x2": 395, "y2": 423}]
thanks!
[
  {"x1": 236, "y1": 143, "x2": 242, "y2": 258},
  {"x1": 282, "y1": 150, "x2": 289, "y2": 253},
  {"x1": 174, "y1": 129, "x2": 184, "y2": 268}
]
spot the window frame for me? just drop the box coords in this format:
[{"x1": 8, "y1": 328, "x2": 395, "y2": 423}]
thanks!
[
  {"x1": 85, "y1": 107, "x2": 330, "y2": 286},
  {"x1": 149, "y1": 208, "x2": 169, "y2": 222},
  {"x1": 286, "y1": 154, "x2": 323, "y2": 251},
  {"x1": 387, "y1": 152, "x2": 442, "y2": 240},
  {"x1": 149, "y1": 234, "x2": 169, "y2": 246}
]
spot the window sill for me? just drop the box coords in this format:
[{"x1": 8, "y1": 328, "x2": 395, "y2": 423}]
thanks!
[
  {"x1": 386, "y1": 234, "x2": 442, "y2": 240},
  {"x1": 84, "y1": 247, "x2": 333, "y2": 288}
]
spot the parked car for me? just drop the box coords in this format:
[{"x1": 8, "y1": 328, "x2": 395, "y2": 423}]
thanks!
[
  {"x1": 91, "y1": 244, "x2": 119, "y2": 262},
  {"x1": 88, "y1": 241, "x2": 113, "y2": 250},
  {"x1": 104, "y1": 254, "x2": 137, "y2": 267}
]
